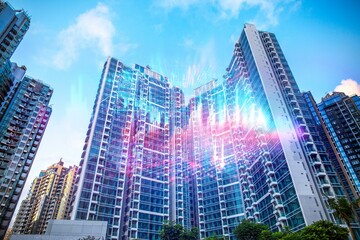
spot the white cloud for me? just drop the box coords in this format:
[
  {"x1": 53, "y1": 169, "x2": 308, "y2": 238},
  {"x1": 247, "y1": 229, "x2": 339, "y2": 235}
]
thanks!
[
  {"x1": 157, "y1": 0, "x2": 200, "y2": 10},
  {"x1": 219, "y1": 0, "x2": 279, "y2": 25},
  {"x1": 52, "y1": 3, "x2": 115, "y2": 69},
  {"x1": 334, "y1": 79, "x2": 360, "y2": 96},
  {"x1": 157, "y1": 0, "x2": 301, "y2": 27}
]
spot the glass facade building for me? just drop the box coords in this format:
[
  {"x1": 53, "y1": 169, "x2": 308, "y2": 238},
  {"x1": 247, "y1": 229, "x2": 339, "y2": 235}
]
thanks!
[
  {"x1": 218, "y1": 24, "x2": 334, "y2": 234},
  {"x1": 73, "y1": 58, "x2": 173, "y2": 240},
  {"x1": 0, "y1": 1, "x2": 30, "y2": 73},
  {"x1": 0, "y1": 75, "x2": 52, "y2": 238},
  {"x1": 304, "y1": 91, "x2": 360, "y2": 222},
  {"x1": 189, "y1": 80, "x2": 245, "y2": 239},
  {"x1": 73, "y1": 24, "x2": 348, "y2": 240}
]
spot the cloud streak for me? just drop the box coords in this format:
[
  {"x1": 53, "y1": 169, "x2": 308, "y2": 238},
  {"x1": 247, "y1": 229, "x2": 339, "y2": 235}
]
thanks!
[
  {"x1": 156, "y1": 0, "x2": 301, "y2": 27},
  {"x1": 52, "y1": 3, "x2": 115, "y2": 69},
  {"x1": 334, "y1": 79, "x2": 360, "y2": 96}
]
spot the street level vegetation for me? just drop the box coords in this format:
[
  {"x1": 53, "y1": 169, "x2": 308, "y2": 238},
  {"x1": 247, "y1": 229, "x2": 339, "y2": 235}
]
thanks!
[{"x1": 160, "y1": 220, "x2": 349, "y2": 240}]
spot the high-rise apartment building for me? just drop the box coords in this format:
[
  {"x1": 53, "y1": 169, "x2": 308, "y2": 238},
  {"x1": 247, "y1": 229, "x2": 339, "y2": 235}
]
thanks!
[
  {"x1": 0, "y1": 1, "x2": 30, "y2": 72},
  {"x1": 0, "y1": 75, "x2": 52, "y2": 238},
  {"x1": 0, "y1": 62, "x2": 26, "y2": 103},
  {"x1": 73, "y1": 58, "x2": 174, "y2": 240},
  {"x1": 188, "y1": 80, "x2": 245, "y2": 239},
  {"x1": 74, "y1": 24, "x2": 347, "y2": 240},
  {"x1": 169, "y1": 86, "x2": 194, "y2": 229},
  {"x1": 12, "y1": 160, "x2": 78, "y2": 234},
  {"x1": 188, "y1": 24, "x2": 336, "y2": 238},
  {"x1": 304, "y1": 92, "x2": 360, "y2": 221}
]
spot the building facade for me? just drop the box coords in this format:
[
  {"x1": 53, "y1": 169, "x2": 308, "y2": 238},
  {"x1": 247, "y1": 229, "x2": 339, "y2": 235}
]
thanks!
[
  {"x1": 189, "y1": 80, "x2": 245, "y2": 239},
  {"x1": 73, "y1": 24, "x2": 352, "y2": 240},
  {"x1": 0, "y1": 62, "x2": 26, "y2": 104},
  {"x1": 0, "y1": 1, "x2": 30, "y2": 73},
  {"x1": 187, "y1": 24, "x2": 341, "y2": 239},
  {"x1": 73, "y1": 58, "x2": 175, "y2": 240},
  {"x1": 304, "y1": 91, "x2": 360, "y2": 221},
  {"x1": 12, "y1": 160, "x2": 78, "y2": 234},
  {"x1": 0, "y1": 76, "x2": 52, "y2": 238}
]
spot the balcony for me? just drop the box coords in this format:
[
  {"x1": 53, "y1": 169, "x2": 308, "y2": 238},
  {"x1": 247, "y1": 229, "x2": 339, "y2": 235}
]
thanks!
[
  {"x1": 265, "y1": 160, "x2": 272, "y2": 166},
  {"x1": 273, "y1": 192, "x2": 281, "y2": 198},
  {"x1": 262, "y1": 150, "x2": 270, "y2": 156},
  {"x1": 275, "y1": 203, "x2": 284, "y2": 209},
  {"x1": 316, "y1": 171, "x2": 326, "y2": 177},
  {"x1": 246, "y1": 206, "x2": 253, "y2": 211},
  {"x1": 302, "y1": 131, "x2": 310, "y2": 138},
  {"x1": 321, "y1": 183, "x2": 331, "y2": 188},
  {"x1": 308, "y1": 150, "x2": 318, "y2": 156},
  {"x1": 312, "y1": 161, "x2": 322, "y2": 167},
  {"x1": 270, "y1": 181, "x2": 278, "y2": 187}
]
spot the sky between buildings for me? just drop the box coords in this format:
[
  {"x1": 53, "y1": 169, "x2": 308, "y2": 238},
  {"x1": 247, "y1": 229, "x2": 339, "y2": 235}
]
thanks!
[{"x1": 7, "y1": 0, "x2": 360, "y2": 224}]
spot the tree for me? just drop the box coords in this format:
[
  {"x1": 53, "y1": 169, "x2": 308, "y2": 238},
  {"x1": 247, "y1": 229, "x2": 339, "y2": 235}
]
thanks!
[
  {"x1": 300, "y1": 220, "x2": 348, "y2": 240},
  {"x1": 159, "y1": 221, "x2": 184, "y2": 240},
  {"x1": 234, "y1": 219, "x2": 348, "y2": 240},
  {"x1": 259, "y1": 228, "x2": 301, "y2": 240},
  {"x1": 259, "y1": 230, "x2": 273, "y2": 240},
  {"x1": 279, "y1": 231, "x2": 302, "y2": 240},
  {"x1": 328, "y1": 197, "x2": 358, "y2": 240},
  {"x1": 159, "y1": 221, "x2": 199, "y2": 240},
  {"x1": 234, "y1": 220, "x2": 268, "y2": 240},
  {"x1": 186, "y1": 227, "x2": 200, "y2": 240}
]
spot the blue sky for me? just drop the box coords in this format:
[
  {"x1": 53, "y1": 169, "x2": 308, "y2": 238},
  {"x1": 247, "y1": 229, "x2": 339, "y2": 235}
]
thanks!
[{"x1": 8, "y1": 0, "x2": 360, "y2": 222}]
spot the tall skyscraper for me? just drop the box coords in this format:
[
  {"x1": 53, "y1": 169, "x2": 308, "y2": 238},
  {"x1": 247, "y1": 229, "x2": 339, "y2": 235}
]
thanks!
[
  {"x1": 0, "y1": 75, "x2": 52, "y2": 238},
  {"x1": 74, "y1": 24, "x2": 347, "y2": 240},
  {"x1": 0, "y1": 1, "x2": 30, "y2": 72},
  {"x1": 169, "y1": 86, "x2": 193, "y2": 229},
  {"x1": 12, "y1": 160, "x2": 78, "y2": 234},
  {"x1": 188, "y1": 79, "x2": 245, "y2": 238},
  {"x1": 187, "y1": 24, "x2": 337, "y2": 239},
  {"x1": 225, "y1": 23, "x2": 344, "y2": 232},
  {"x1": 73, "y1": 58, "x2": 173, "y2": 240},
  {"x1": 0, "y1": 62, "x2": 26, "y2": 103},
  {"x1": 304, "y1": 91, "x2": 360, "y2": 222}
]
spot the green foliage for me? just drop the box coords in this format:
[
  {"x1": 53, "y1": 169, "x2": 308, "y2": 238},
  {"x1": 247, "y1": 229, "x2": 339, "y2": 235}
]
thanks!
[
  {"x1": 328, "y1": 197, "x2": 354, "y2": 225},
  {"x1": 234, "y1": 220, "x2": 268, "y2": 240},
  {"x1": 300, "y1": 220, "x2": 348, "y2": 240},
  {"x1": 233, "y1": 220, "x2": 348, "y2": 240},
  {"x1": 328, "y1": 197, "x2": 359, "y2": 240},
  {"x1": 279, "y1": 231, "x2": 302, "y2": 240},
  {"x1": 259, "y1": 229, "x2": 288, "y2": 240},
  {"x1": 159, "y1": 221, "x2": 199, "y2": 240},
  {"x1": 259, "y1": 230, "x2": 273, "y2": 240},
  {"x1": 187, "y1": 227, "x2": 200, "y2": 240}
]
